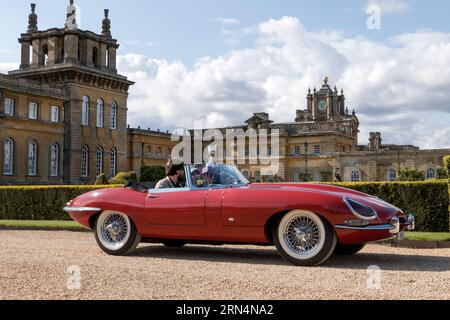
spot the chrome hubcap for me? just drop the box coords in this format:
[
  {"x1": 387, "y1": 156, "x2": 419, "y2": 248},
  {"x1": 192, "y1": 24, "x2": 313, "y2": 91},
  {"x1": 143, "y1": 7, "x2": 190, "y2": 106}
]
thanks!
[
  {"x1": 101, "y1": 213, "x2": 129, "y2": 245},
  {"x1": 284, "y1": 216, "x2": 321, "y2": 256}
]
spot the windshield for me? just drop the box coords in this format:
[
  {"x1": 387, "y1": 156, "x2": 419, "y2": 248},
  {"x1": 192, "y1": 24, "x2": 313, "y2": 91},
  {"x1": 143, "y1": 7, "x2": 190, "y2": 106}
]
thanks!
[{"x1": 188, "y1": 164, "x2": 249, "y2": 188}]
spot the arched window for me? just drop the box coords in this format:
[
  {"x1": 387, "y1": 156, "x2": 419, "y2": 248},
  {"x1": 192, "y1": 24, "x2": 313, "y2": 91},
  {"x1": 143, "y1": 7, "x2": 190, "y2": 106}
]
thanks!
[
  {"x1": 41, "y1": 44, "x2": 48, "y2": 66},
  {"x1": 96, "y1": 98, "x2": 104, "y2": 128},
  {"x1": 3, "y1": 139, "x2": 13, "y2": 175},
  {"x1": 82, "y1": 96, "x2": 90, "y2": 126},
  {"x1": 255, "y1": 171, "x2": 261, "y2": 183},
  {"x1": 28, "y1": 140, "x2": 38, "y2": 176},
  {"x1": 110, "y1": 101, "x2": 117, "y2": 129},
  {"x1": 388, "y1": 169, "x2": 397, "y2": 182},
  {"x1": 96, "y1": 146, "x2": 104, "y2": 176},
  {"x1": 242, "y1": 171, "x2": 250, "y2": 179},
  {"x1": 50, "y1": 143, "x2": 59, "y2": 177},
  {"x1": 110, "y1": 148, "x2": 117, "y2": 178},
  {"x1": 81, "y1": 145, "x2": 89, "y2": 177},
  {"x1": 314, "y1": 170, "x2": 322, "y2": 182},
  {"x1": 351, "y1": 170, "x2": 361, "y2": 182},
  {"x1": 427, "y1": 168, "x2": 435, "y2": 180}
]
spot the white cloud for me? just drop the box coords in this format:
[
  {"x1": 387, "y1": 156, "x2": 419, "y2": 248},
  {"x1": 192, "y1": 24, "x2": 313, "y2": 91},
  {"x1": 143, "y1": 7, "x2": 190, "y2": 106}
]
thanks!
[
  {"x1": 118, "y1": 16, "x2": 450, "y2": 149},
  {"x1": 0, "y1": 63, "x2": 19, "y2": 74},
  {"x1": 213, "y1": 17, "x2": 240, "y2": 26},
  {"x1": 365, "y1": 0, "x2": 411, "y2": 14}
]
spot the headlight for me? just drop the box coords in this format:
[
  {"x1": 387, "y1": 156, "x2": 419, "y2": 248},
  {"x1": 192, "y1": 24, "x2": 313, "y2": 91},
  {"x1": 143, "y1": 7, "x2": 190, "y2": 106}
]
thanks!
[{"x1": 343, "y1": 197, "x2": 378, "y2": 221}]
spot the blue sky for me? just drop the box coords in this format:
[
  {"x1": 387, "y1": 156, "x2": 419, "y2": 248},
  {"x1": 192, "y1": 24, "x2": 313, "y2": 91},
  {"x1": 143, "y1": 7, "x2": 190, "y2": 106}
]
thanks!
[
  {"x1": 1, "y1": 0, "x2": 449, "y2": 65},
  {"x1": 0, "y1": 0, "x2": 449, "y2": 149}
]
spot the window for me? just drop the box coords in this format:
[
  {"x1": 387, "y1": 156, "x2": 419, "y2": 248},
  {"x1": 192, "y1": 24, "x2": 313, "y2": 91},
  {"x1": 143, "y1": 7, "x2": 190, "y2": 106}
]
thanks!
[
  {"x1": 110, "y1": 148, "x2": 117, "y2": 178},
  {"x1": 28, "y1": 140, "x2": 38, "y2": 176},
  {"x1": 268, "y1": 146, "x2": 272, "y2": 157},
  {"x1": 51, "y1": 106, "x2": 59, "y2": 123},
  {"x1": 96, "y1": 146, "x2": 104, "y2": 176},
  {"x1": 255, "y1": 171, "x2": 261, "y2": 183},
  {"x1": 4, "y1": 98, "x2": 14, "y2": 116},
  {"x1": 245, "y1": 146, "x2": 249, "y2": 157},
  {"x1": 50, "y1": 143, "x2": 59, "y2": 177},
  {"x1": 82, "y1": 96, "x2": 89, "y2": 126},
  {"x1": 3, "y1": 139, "x2": 13, "y2": 175},
  {"x1": 110, "y1": 101, "x2": 117, "y2": 129},
  {"x1": 427, "y1": 168, "x2": 435, "y2": 180},
  {"x1": 351, "y1": 170, "x2": 361, "y2": 182},
  {"x1": 96, "y1": 98, "x2": 104, "y2": 128},
  {"x1": 388, "y1": 169, "x2": 397, "y2": 182},
  {"x1": 314, "y1": 170, "x2": 322, "y2": 182},
  {"x1": 81, "y1": 145, "x2": 89, "y2": 177},
  {"x1": 28, "y1": 102, "x2": 38, "y2": 120},
  {"x1": 313, "y1": 145, "x2": 321, "y2": 155},
  {"x1": 293, "y1": 146, "x2": 301, "y2": 156}
]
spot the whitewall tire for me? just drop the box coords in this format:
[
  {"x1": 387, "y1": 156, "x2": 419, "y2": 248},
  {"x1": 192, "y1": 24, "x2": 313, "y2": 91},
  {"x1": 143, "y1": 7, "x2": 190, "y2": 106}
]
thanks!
[
  {"x1": 273, "y1": 210, "x2": 337, "y2": 266},
  {"x1": 94, "y1": 211, "x2": 141, "y2": 256}
]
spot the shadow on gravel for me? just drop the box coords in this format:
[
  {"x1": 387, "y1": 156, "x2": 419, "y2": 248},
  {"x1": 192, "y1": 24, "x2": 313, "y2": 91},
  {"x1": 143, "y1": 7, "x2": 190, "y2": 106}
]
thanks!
[{"x1": 132, "y1": 245, "x2": 450, "y2": 271}]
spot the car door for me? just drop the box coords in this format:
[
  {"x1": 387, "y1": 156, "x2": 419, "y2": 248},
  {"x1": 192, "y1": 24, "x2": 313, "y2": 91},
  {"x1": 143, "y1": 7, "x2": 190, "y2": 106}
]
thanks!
[{"x1": 144, "y1": 188, "x2": 208, "y2": 226}]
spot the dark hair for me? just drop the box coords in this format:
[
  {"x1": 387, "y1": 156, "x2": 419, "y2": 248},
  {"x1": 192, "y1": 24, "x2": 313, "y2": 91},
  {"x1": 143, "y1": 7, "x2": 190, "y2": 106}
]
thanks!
[{"x1": 166, "y1": 160, "x2": 185, "y2": 176}]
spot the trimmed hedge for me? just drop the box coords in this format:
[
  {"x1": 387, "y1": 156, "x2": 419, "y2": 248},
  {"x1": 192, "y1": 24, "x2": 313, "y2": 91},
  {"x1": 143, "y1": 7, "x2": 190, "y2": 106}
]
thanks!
[
  {"x1": 0, "y1": 185, "x2": 119, "y2": 221},
  {"x1": 0, "y1": 180, "x2": 449, "y2": 232},
  {"x1": 328, "y1": 180, "x2": 449, "y2": 232}
]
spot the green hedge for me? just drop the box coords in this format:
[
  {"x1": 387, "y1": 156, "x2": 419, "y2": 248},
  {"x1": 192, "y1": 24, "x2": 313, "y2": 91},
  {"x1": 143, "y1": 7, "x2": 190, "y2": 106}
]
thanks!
[
  {"x1": 328, "y1": 180, "x2": 449, "y2": 232},
  {"x1": 0, "y1": 185, "x2": 118, "y2": 221},
  {"x1": 0, "y1": 180, "x2": 449, "y2": 232}
]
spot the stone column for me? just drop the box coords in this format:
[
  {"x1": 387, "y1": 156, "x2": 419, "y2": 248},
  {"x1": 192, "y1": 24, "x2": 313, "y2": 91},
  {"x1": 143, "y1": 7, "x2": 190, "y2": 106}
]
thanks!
[
  {"x1": 64, "y1": 33, "x2": 79, "y2": 64},
  {"x1": 108, "y1": 47, "x2": 117, "y2": 72},
  {"x1": 20, "y1": 42, "x2": 31, "y2": 69},
  {"x1": 31, "y1": 38, "x2": 40, "y2": 67},
  {"x1": 100, "y1": 43, "x2": 108, "y2": 69}
]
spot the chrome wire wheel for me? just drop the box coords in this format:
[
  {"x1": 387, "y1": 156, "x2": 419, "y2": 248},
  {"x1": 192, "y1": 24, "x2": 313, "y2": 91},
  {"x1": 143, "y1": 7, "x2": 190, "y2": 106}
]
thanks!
[
  {"x1": 96, "y1": 211, "x2": 131, "y2": 251},
  {"x1": 277, "y1": 211, "x2": 326, "y2": 261}
]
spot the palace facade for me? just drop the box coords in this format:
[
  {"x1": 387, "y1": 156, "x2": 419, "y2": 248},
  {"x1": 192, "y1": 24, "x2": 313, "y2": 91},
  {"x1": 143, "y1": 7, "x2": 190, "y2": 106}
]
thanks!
[{"x1": 0, "y1": 3, "x2": 448, "y2": 185}]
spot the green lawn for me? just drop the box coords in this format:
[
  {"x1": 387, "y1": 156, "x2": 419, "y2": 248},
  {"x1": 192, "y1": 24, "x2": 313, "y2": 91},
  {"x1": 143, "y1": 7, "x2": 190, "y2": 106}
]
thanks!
[
  {"x1": 0, "y1": 220, "x2": 87, "y2": 231},
  {"x1": 405, "y1": 232, "x2": 450, "y2": 242}
]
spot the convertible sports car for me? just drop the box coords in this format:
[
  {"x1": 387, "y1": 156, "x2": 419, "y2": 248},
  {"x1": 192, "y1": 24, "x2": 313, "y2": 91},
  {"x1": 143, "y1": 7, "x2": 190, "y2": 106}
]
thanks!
[{"x1": 64, "y1": 163, "x2": 415, "y2": 266}]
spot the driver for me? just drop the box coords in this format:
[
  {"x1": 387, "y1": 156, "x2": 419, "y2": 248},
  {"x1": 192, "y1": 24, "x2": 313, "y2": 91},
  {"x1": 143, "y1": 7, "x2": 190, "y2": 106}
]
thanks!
[{"x1": 155, "y1": 160, "x2": 185, "y2": 189}]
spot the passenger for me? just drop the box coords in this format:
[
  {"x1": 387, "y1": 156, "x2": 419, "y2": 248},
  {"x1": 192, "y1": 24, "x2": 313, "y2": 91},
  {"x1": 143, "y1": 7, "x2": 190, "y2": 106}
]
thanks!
[{"x1": 155, "y1": 160, "x2": 185, "y2": 189}]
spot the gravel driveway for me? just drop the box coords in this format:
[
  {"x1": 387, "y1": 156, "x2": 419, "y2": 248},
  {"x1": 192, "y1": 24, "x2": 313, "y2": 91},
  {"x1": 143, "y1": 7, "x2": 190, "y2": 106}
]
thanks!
[{"x1": 0, "y1": 230, "x2": 449, "y2": 300}]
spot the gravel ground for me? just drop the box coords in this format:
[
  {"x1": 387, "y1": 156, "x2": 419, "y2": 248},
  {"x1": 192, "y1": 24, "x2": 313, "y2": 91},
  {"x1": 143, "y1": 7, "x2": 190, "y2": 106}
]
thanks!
[{"x1": 0, "y1": 230, "x2": 449, "y2": 300}]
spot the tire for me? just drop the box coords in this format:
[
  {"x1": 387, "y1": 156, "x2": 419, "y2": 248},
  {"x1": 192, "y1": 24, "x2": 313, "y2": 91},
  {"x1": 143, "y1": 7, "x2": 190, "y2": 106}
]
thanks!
[
  {"x1": 94, "y1": 211, "x2": 141, "y2": 256},
  {"x1": 273, "y1": 210, "x2": 337, "y2": 267},
  {"x1": 161, "y1": 240, "x2": 187, "y2": 248},
  {"x1": 334, "y1": 243, "x2": 366, "y2": 256}
]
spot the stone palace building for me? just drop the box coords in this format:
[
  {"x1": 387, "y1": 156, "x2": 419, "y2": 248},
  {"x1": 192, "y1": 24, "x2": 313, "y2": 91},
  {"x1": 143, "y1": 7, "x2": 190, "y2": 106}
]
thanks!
[{"x1": 0, "y1": 2, "x2": 448, "y2": 185}]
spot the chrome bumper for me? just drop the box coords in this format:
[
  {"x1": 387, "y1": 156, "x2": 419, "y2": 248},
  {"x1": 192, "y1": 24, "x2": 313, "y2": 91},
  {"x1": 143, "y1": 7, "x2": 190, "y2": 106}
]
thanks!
[
  {"x1": 63, "y1": 207, "x2": 102, "y2": 213},
  {"x1": 335, "y1": 213, "x2": 415, "y2": 240}
]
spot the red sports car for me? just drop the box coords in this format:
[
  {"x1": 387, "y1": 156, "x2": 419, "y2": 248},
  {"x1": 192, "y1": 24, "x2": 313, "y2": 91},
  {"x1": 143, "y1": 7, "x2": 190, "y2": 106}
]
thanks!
[{"x1": 64, "y1": 164, "x2": 415, "y2": 266}]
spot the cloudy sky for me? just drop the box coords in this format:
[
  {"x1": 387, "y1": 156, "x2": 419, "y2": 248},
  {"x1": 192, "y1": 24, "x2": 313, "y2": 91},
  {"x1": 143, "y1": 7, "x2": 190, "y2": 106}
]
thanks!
[{"x1": 0, "y1": 0, "x2": 449, "y2": 149}]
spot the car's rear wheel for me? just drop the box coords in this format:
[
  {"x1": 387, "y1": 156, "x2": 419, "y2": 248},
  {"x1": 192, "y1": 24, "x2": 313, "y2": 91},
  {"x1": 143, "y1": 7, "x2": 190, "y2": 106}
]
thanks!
[
  {"x1": 94, "y1": 211, "x2": 141, "y2": 256},
  {"x1": 161, "y1": 240, "x2": 187, "y2": 248},
  {"x1": 273, "y1": 210, "x2": 337, "y2": 267},
  {"x1": 334, "y1": 243, "x2": 366, "y2": 256}
]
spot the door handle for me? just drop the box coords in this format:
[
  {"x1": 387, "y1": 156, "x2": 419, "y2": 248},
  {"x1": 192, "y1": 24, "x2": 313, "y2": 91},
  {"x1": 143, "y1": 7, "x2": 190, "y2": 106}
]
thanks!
[{"x1": 148, "y1": 195, "x2": 160, "y2": 199}]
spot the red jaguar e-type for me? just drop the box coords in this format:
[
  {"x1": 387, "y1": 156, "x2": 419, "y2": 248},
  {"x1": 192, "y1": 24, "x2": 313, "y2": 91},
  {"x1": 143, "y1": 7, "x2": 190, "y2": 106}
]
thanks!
[{"x1": 64, "y1": 163, "x2": 415, "y2": 266}]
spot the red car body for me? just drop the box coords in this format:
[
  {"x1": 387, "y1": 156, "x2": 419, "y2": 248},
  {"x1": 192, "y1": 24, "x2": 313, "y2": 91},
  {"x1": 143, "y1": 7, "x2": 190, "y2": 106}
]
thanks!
[{"x1": 67, "y1": 182, "x2": 412, "y2": 246}]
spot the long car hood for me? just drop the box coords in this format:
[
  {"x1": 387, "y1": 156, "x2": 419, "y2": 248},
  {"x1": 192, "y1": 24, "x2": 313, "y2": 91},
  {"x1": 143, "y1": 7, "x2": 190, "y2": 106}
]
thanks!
[{"x1": 247, "y1": 183, "x2": 403, "y2": 221}]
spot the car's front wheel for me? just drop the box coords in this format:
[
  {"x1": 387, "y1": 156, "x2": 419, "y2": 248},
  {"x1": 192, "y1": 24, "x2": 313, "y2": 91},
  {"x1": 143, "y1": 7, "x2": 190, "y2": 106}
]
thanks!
[
  {"x1": 94, "y1": 211, "x2": 141, "y2": 256},
  {"x1": 273, "y1": 210, "x2": 337, "y2": 266}
]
